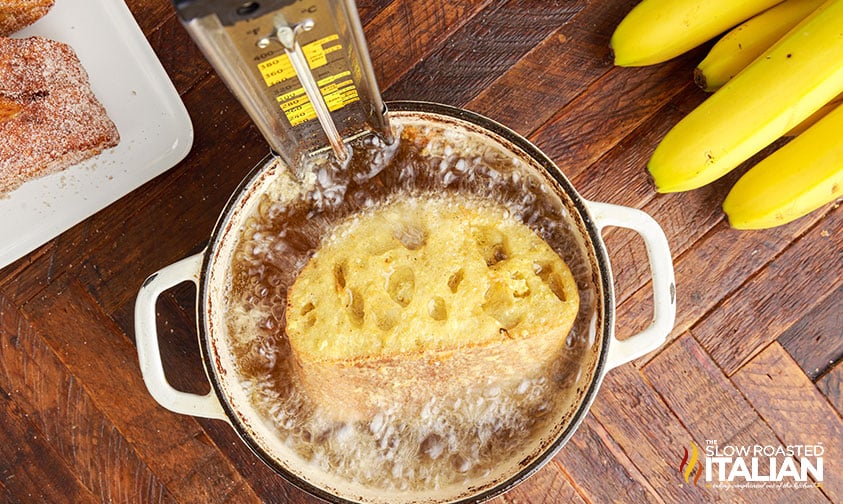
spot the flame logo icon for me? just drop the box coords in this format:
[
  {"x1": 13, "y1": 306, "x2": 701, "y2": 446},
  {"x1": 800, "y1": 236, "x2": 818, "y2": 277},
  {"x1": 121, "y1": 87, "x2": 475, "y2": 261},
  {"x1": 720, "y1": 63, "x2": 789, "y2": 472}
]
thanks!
[{"x1": 679, "y1": 442, "x2": 703, "y2": 485}]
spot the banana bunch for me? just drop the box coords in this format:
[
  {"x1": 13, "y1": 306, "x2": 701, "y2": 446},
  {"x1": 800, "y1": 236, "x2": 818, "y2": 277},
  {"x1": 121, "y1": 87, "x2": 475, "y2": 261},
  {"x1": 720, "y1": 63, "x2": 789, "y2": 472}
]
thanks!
[
  {"x1": 610, "y1": 0, "x2": 843, "y2": 229},
  {"x1": 695, "y1": 0, "x2": 826, "y2": 91},
  {"x1": 610, "y1": 0, "x2": 782, "y2": 66},
  {"x1": 723, "y1": 103, "x2": 843, "y2": 229}
]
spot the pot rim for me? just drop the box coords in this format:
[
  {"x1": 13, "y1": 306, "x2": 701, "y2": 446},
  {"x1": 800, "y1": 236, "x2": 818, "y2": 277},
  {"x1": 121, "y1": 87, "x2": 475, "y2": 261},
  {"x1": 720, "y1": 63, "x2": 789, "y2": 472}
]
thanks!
[{"x1": 196, "y1": 100, "x2": 616, "y2": 503}]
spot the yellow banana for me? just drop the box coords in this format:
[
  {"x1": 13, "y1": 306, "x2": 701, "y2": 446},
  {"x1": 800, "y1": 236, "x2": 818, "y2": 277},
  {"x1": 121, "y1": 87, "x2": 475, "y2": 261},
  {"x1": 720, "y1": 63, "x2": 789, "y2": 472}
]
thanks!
[
  {"x1": 723, "y1": 104, "x2": 843, "y2": 229},
  {"x1": 695, "y1": 0, "x2": 825, "y2": 91},
  {"x1": 784, "y1": 92, "x2": 843, "y2": 136},
  {"x1": 648, "y1": 0, "x2": 843, "y2": 193},
  {"x1": 610, "y1": 0, "x2": 781, "y2": 67}
]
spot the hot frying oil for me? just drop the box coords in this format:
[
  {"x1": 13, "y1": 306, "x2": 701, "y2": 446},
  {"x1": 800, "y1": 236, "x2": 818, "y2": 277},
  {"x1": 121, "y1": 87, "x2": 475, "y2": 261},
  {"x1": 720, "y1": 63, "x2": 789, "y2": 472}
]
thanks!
[{"x1": 224, "y1": 120, "x2": 598, "y2": 490}]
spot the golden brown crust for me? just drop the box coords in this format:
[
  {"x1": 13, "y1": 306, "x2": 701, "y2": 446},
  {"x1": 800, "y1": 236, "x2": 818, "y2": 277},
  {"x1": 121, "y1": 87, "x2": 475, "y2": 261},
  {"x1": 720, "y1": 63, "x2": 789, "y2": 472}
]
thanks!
[
  {"x1": 0, "y1": 36, "x2": 119, "y2": 193},
  {"x1": 286, "y1": 196, "x2": 580, "y2": 420},
  {"x1": 0, "y1": 94, "x2": 22, "y2": 119},
  {"x1": 0, "y1": 0, "x2": 54, "y2": 36}
]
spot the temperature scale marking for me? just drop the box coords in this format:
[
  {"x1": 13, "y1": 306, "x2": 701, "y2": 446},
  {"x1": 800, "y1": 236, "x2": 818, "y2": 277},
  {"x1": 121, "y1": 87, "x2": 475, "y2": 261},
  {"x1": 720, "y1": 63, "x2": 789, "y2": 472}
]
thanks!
[{"x1": 257, "y1": 34, "x2": 360, "y2": 126}]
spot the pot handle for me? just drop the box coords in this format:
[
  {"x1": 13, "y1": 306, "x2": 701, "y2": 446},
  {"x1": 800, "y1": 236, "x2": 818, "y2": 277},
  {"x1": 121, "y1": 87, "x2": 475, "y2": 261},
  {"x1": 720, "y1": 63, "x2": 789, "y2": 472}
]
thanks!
[
  {"x1": 585, "y1": 201, "x2": 676, "y2": 370},
  {"x1": 134, "y1": 252, "x2": 228, "y2": 422}
]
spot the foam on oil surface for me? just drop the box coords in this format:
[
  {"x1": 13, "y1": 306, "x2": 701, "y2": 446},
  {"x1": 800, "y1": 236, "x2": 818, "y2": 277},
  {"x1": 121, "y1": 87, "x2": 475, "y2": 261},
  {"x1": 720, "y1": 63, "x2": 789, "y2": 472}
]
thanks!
[{"x1": 223, "y1": 118, "x2": 599, "y2": 492}]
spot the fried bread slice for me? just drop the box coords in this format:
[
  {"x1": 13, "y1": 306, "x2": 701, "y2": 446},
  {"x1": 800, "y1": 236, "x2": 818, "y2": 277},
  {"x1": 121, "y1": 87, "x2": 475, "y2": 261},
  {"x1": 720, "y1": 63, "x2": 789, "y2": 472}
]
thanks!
[
  {"x1": 285, "y1": 195, "x2": 580, "y2": 419},
  {"x1": 0, "y1": 36, "x2": 119, "y2": 193},
  {"x1": 0, "y1": 0, "x2": 54, "y2": 36}
]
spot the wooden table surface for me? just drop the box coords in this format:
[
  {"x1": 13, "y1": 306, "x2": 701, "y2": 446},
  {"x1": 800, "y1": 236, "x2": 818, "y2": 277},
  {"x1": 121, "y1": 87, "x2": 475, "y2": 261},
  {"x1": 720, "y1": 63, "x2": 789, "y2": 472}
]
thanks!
[{"x1": 1, "y1": 0, "x2": 840, "y2": 502}]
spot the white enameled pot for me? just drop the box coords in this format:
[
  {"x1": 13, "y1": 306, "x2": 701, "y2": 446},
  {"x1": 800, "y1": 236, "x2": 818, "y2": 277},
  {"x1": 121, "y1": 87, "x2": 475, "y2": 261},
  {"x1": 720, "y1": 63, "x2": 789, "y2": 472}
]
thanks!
[{"x1": 135, "y1": 102, "x2": 675, "y2": 504}]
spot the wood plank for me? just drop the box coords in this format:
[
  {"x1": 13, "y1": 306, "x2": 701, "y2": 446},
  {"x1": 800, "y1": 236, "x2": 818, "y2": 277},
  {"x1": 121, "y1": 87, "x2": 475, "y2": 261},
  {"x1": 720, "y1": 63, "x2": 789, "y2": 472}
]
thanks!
[
  {"x1": 95, "y1": 282, "x2": 320, "y2": 503},
  {"x1": 567, "y1": 85, "x2": 717, "y2": 318},
  {"x1": 644, "y1": 334, "x2": 759, "y2": 442},
  {"x1": 357, "y1": 0, "x2": 396, "y2": 25},
  {"x1": 382, "y1": 0, "x2": 586, "y2": 107},
  {"x1": 778, "y1": 285, "x2": 843, "y2": 380},
  {"x1": 147, "y1": 289, "x2": 209, "y2": 395},
  {"x1": 368, "y1": 0, "x2": 493, "y2": 92},
  {"x1": 106, "y1": 280, "x2": 199, "y2": 371},
  {"x1": 0, "y1": 218, "x2": 98, "y2": 303},
  {"x1": 528, "y1": 53, "x2": 703, "y2": 181},
  {"x1": 623, "y1": 198, "x2": 837, "y2": 367},
  {"x1": 466, "y1": 0, "x2": 631, "y2": 136},
  {"x1": 732, "y1": 343, "x2": 842, "y2": 503},
  {"x1": 555, "y1": 415, "x2": 664, "y2": 504},
  {"x1": 0, "y1": 478, "x2": 14, "y2": 504},
  {"x1": 817, "y1": 362, "x2": 843, "y2": 417},
  {"x1": 144, "y1": 14, "x2": 213, "y2": 95},
  {"x1": 601, "y1": 164, "x2": 736, "y2": 318},
  {"x1": 0, "y1": 293, "x2": 177, "y2": 503},
  {"x1": 694, "y1": 206, "x2": 842, "y2": 375},
  {"x1": 643, "y1": 334, "x2": 829, "y2": 503},
  {"x1": 571, "y1": 84, "x2": 705, "y2": 204},
  {"x1": 19, "y1": 280, "x2": 264, "y2": 503},
  {"x1": 125, "y1": 0, "x2": 178, "y2": 36},
  {"x1": 488, "y1": 459, "x2": 585, "y2": 504},
  {"x1": 191, "y1": 415, "x2": 319, "y2": 504},
  {"x1": 0, "y1": 386, "x2": 98, "y2": 504},
  {"x1": 0, "y1": 241, "x2": 55, "y2": 291},
  {"x1": 587, "y1": 363, "x2": 718, "y2": 502}
]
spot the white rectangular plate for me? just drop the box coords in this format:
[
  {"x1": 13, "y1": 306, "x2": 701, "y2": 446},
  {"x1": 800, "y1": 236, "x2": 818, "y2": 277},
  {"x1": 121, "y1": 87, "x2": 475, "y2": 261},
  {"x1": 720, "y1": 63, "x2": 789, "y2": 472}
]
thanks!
[{"x1": 1, "y1": 0, "x2": 194, "y2": 269}]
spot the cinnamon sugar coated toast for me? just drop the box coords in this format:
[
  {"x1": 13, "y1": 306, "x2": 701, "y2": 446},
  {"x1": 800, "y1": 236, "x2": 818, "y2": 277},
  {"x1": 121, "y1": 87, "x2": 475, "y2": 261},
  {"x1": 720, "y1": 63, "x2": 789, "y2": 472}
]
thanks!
[
  {"x1": 0, "y1": 0, "x2": 54, "y2": 36},
  {"x1": 285, "y1": 195, "x2": 580, "y2": 419},
  {"x1": 0, "y1": 36, "x2": 119, "y2": 193}
]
